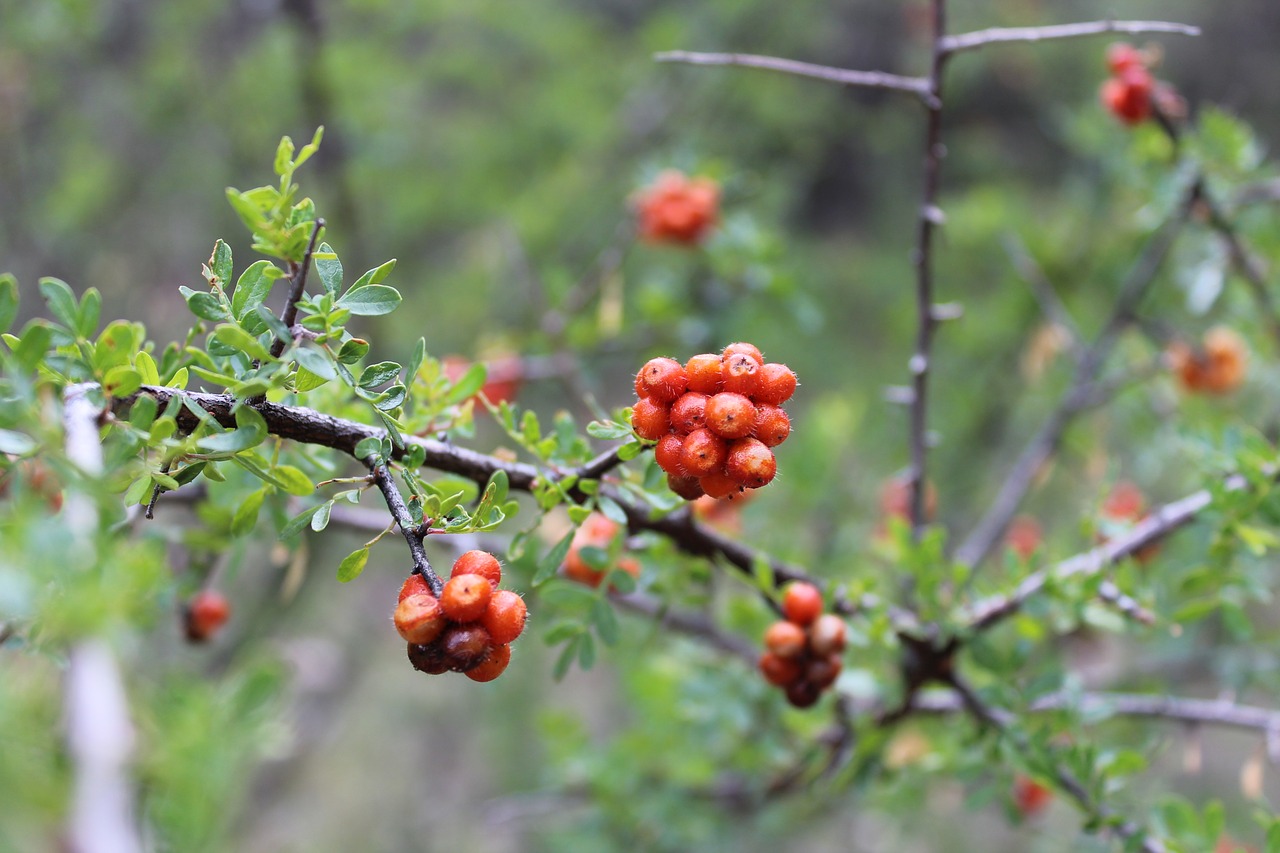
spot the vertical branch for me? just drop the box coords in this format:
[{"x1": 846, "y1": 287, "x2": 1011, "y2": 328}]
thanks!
[
  {"x1": 908, "y1": 0, "x2": 950, "y2": 539},
  {"x1": 368, "y1": 461, "x2": 443, "y2": 596},
  {"x1": 268, "y1": 218, "x2": 326, "y2": 360}
]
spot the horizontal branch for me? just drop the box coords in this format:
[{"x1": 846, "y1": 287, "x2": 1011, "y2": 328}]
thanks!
[
  {"x1": 941, "y1": 20, "x2": 1200, "y2": 55},
  {"x1": 611, "y1": 592, "x2": 758, "y2": 664},
  {"x1": 654, "y1": 50, "x2": 934, "y2": 104}
]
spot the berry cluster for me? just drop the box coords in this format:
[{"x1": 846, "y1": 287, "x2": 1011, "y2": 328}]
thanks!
[
  {"x1": 758, "y1": 582, "x2": 846, "y2": 708},
  {"x1": 562, "y1": 513, "x2": 641, "y2": 588},
  {"x1": 1167, "y1": 326, "x2": 1248, "y2": 395},
  {"x1": 632, "y1": 343, "x2": 796, "y2": 501},
  {"x1": 394, "y1": 550, "x2": 527, "y2": 682},
  {"x1": 633, "y1": 169, "x2": 720, "y2": 246}
]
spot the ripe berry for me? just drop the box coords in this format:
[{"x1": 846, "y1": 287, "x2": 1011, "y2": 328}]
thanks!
[
  {"x1": 763, "y1": 620, "x2": 807, "y2": 658},
  {"x1": 636, "y1": 357, "x2": 689, "y2": 403},
  {"x1": 808, "y1": 614, "x2": 847, "y2": 657},
  {"x1": 1100, "y1": 66, "x2": 1153, "y2": 125},
  {"x1": 1106, "y1": 42, "x2": 1144, "y2": 75},
  {"x1": 667, "y1": 474, "x2": 706, "y2": 501},
  {"x1": 451, "y1": 550, "x2": 502, "y2": 588},
  {"x1": 752, "y1": 404, "x2": 791, "y2": 447},
  {"x1": 684, "y1": 353, "x2": 724, "y2": 394},
  {"x1": 669, "y1": 392, "x2": 708, "y2": 433},
  {"x1": 721, "y1": 354, "x2": 761, "y2": 397},
  {"x1": 1005, "y1": 515, "x2": 1043, "y2": 560},
  {"x1": 754, "y1": 363, "x2": 797, "y2": 405},
  {"x1": 781, "y1": 581, "x2": 823, "y2": 627},
  {"x1": 704, "y1": 392, "x2": 756, "y2": 440},
  {"x1": 679, "y1": 428, "x2": 728, "y2": 477},
  {"x1": 440, "y1": 573, "x2": 493, "y2": 623},
  {"x1": 407, "y1": 640, "x2": 450, "y2": 675},
  {"x1": 441, "y1": 623, "x2": 493, "y2": 672},
  {"x1": 784, "y1": 679, "x2": 822, "y2": 709},
  {"x1": 630, "y1": 397, "x2": 671, "y2": 441},
  {"x1": 481, "y1": 589, "x2": 528, "y2": 645},
  {"x1": 722, "y1": 342, "x2": 763, "y2": 366},
  {"x1": 398, "y1": 573, "x2": 431, "y2": 602},
  {"x1": 698, "y1": 470, "x2": 741, "y2": 500},
  {"x1": 805, "y1": 654, "x2": 843, "y2": 690},
  {"x1": 758, "y1": 652, "x2": 803, "y2": 687},
  {"x1": 464, "y1": 643, "x2": 512, "y2": 682},
  {"x1": 654, "y1": 433, "x2": 687, "y2": 476},
  {"x1": 1169, "y1": 326, "x2": 1248, "y2": 395},
  {"x1": 725, "y1": 438, "x2": 777, "y2": 488},
  {"x1": 1013, "y1": 775, "x2": 1053, "y2": 817},
  {"x1": 394, "y1": 593, "x2": 449, "y2": 645},
  {"x1": 634, "y1": 170, "x2": 720, "y2": 245},
  {"x1": 184, "y1": 590, "x2": 231, "y2": 643}
]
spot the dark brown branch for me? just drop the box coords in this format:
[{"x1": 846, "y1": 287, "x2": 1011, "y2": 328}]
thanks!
[
  {"x1": 654, "y1": 51, "x2": 935, "y2": 106},
  {"x1": 940, "y1": 20, "x2": 1200, "y2": 55},
  {"x1": 368, "y1": 462, "x2": 441, "y2": 596}
]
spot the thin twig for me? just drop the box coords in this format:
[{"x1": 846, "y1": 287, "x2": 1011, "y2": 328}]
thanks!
[
  {"x1": 368, "y1": 461, "x2": 442, "y2": 596},
  {"x1": 268, "y1": 218, "x2": 326, "y2": 360},
  {"x1": 941, "y1": 20, "x2": 1200, "y2": 56},
  {"x1": 610, "y1": 592, "x2": 757, "y2": 664},
  {"x1": 654, "y1": 51, "x2": 935, "y2": 106}
]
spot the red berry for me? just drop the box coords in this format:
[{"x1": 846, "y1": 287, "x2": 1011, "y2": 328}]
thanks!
[
  {"x1": 679, "y1": 428, "x2": 728, "y2": 477},
  {"x1": 722, "y1": 342, "x2": 763, "y2": 366},
  {"x1": 685, "y1": 353, "x2": 724, "y2": 394},
  {"x1": 394, "y1": 593, "x2": 449, "y2": 645},
  {"x1": 698, "y1": 470, "x2": 741, "y2": 500},
  {"x1": 805, "y1": 654, "x2": 843, "y2": 690},
  {"x1": 721, "y1": 353, "x2": 761, "y2": 397},
  {"x1": 1106, "y1": 42, "x2": 1144, "y2": 75},
  {"x1": 1100, "y1": 67, "x2": 1153, "y2": 125},
  {"x1": 441, "y1": 623, "x2": 493, "y2": 672},
  {"x1": 481, "y1": 590, "x2": 528, "y2": 645},
  {"x1": 398, "y1": 573, "x2": 431, "y2": 602},
  {"x1": 630, "y1": 397, "x2": 671, "y2": 441},
  {"x1": 669, "y1": 392, "x2": 708, "y2": 434},
  {"x1": 763, "y1": 620, "x2": 807, "y2": 658},
  {"x1": 754, "y1": 363, "x2": 797, "y2": 405},
  {"x1": 1014, "y1": 775, "x2": 1053, "y2": 817},
  {"x1": 636, "y1": 357, "x2": 689, "y2": 403},
  {"x1": 781, "y1": 581, "x2": 823, "y2": 627},
  {"x1": 184, "y1": 590, "x2": 230, "y2": 643},
  {"x1": 758, "y1": 652, "x2": 803, "y2": 687},
  {"x1": 634, "y1": 170, "x2": 719, "y2": 245},
  {"x1": 464, "y1": 643, "x2": 512, "y2": 682},
  {"x1": 667, "y1": 474, "x2": 706, "y2": 501},
  {"x1": 440, "y1": 573, "x2": 493, "y2": 623},
  {"x1": 785, "y1": 679, "x2": 822, "y2": 709},
  {"x1": 753, "y1": 404, "x2": 792, "y2": 447},
  {"x1": 451, "y1": 550, "x2": 502, "y2": 588},
  {"x1": 654, "y1": 433, "x2": 687, "y2": 476},
  {"x1": 725, "y1": 438, "x2": 777, "y2": 488},
  {"x1": 808, "y1": 614, "x2": 847, "y2": 656},
  {"x1": 704, "y1": 392, "x2": 756, "y2": 440}
]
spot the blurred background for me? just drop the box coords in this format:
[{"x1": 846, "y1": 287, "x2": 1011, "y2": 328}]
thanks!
[{"x1": 3, "y1": 1, "x2": 1280, "y2": 850}]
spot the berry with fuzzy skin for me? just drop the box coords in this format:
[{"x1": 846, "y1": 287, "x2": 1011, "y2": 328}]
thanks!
[
  {"x1": 704, "y1": 392, "x2": 756, "y2": 440},
  {"x1": 781, "y1": 581, "x2": 823, "y2": 627},
  {"x1": 440, "y1": 573, "x2": 493, "y2": 623},
  {"x1": 441, "y1": 623, "x2": 493, "y2": 672},
  {"x1": 398, "y1": 573, "x2": 431, "y2": 602},
  {"x1": 667, "y1": 474, "x2": 706, "y2": 501},
  {"x1": 634, "y1": 170, "x2": 720, "y2": 245},
  {"x1": 726, "y1": 438, "x2": 777, "y2": 488},
  {"x1": 808, "y1": 614, "x2": 847, "y2": 656},
  {"x1": 464, "y1": 643, "x2": 512, "y2": 682},
  {"x1": 451, "y1": 550, "x2": 502, "y2": 589},
  {"x1": 753, "y1": 404, "x2": 792, "y2": 447},
  {"x1": 763, "y1": 620, "x2": 807, "y2": 658},
  {"x1": 721, "y1": 342, "x2": 764, "y2": 366},
  {"x1": 481, "y1": 590, "x2": 528, "y2": 645},
  {"x1": 754, "y1": 363, "x2": 797, "y2": 405},
  {"x1": 184, "y1": 590, "x2": 231, "y2": 643},
  {"x1": 394, "y1": 593, "x2": 449, "y2": 645},
  {"x1": 636, "y1": 357, "x2": 689, "y2": 403},
  {"x1": 630, "y1": 398, "x2": 671, "y2": 441},
  {"x1": 721, "y1": 353, "x2": 761, "y2": 397},
  {"x1": 679, "y1": 428, "x2": 728, "y2": 477},
  {"x1": 698, "y1": 469, "x2": 742, "y2": 500},
  {"x1": 684, "y1": 353, "x2": 724, "y2": 394},
  {"x1": 669, "y1": 392, "x2": 709, "y2": 434},
  {"x1": 654, "y1": 433, "x2": 687, "y2": 476},
  {"x1": 758, "y1": 652, "x2": 803, "y2": 687}
]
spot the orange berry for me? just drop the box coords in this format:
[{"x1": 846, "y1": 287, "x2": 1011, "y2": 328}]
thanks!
[
  {"x1": 704, "y1": 392, "x2": 756, "y2": 440},
  {"x1": 758, "y1": 652, "x2": 803, "y2": 687},
  {"x1": 579, "y1": 513, "x2": 621, "y2": 545},
  {"x1": 184, "y1": 590, "x2": 231, "y2": 643},
  {"x1": 721, "y1": 342, "x2": 763, "y2": 366},
  {"x1": 721, "y1": 353, "x2": 761, "y2": 397},
  {"x1": 441, "y1": 623, "x2": 493, "y2": 672},
  {"x1": 754, "y1": 363, "x2": 797, "y2": 405},
  {"x1": 394, "y1": 593, "x2": 448, "y2": 645},
  {"x1": 654, "y1": 433, "x2": 687, "y2": 476},
  {"x1": 781, "y1": 581, "x2": 823, "y2": 627},
  {"x1": 667, "y1": 474, "x2": 706, "y2": 501},
  {"x1": 636, "y1": 357, "x2": 689, "y2": 403},
  {"x1": 630, "y1": 397, "x2": 671, "y2": 441},
  {"x1": 753, "y1": 404, "x2": 792, "y2": 447},
  {"x1": 1171, "y1": 326, "x2": 1248, "y2": 395},
  {"x1": 1013, "y1": 775, "x2": 1053, "y2": 817},
  {"x1": 1005, "y1": 515, "x2": 1042, "y2": 560},
  {"x1": 669, "y1": 392, "x2": 709, "y2": 434},
  {"x1": 698, "y1": 469, "x2": 742, "y2": 500},
  {"x1": 634, "y1": 170, "x2": 719, "y2": 245},
  {"x1": 1101, "y1": 480, "x2": 1145, "y2": 522},
  {"x1": 685, "y1": 353, "x2": 724, "y2": 394},
  {"x1": 440, "y1": 573, "x2": 493, "y2": 622},
  {"x1": 464, "y1": 643, "x2": 512, "y2": 682},
  {"x1": 481, "y1": 590, "x2": 528, "y2": 645},
  {"x1": 725, "y1": 438, "x2": 777, "y2": 488},
  {"x1": 679, "y1": 428, "x2": 728, "y2": 477},
  {"x1": 398, "y1": 573, "x2": 431, "y2": 602},
  {"x1": 808, "y1": 613, "x2": 847, "y2": 656},
  {"x1": 763, "y1": 620, "x2": 807, "y2": 658},
  {"x1": 451, "y1": 550, "x2": 502, "y2": 588}
]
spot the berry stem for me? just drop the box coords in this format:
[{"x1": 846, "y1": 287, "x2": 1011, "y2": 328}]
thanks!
[{"x1": 368, "y1": 460, "x2": 443, "y2": 596}]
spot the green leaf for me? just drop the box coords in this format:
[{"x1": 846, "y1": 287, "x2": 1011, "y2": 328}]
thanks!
[
  {"x1": 197, "y1": 405, "x2": 267, "y2": 452},
  {"x1": 272, "y1": 465, "x2": 315, "y2": 496},
  {"x1": 231, "y1": 261, "x2": 281, "y2": 319},
  {"x1": 358, "y1": 361, "x2": 403, "y2": 389},
  {"x1": 311, "y1": 500, "x2": 332, "y2": 532},
  {"x1": 128, "y1": 395, "x2": 158, "y2": 429},
  {"x1": 347, "y1": 259, "x2": 397, "y2": 291},
  {"x1": 207, "y1": 239, "x2": 233, "y2": 289},
  {"x1": 102, "y1": 366, "x2": 143, "y2": 398},
  {"x1": 0, "y1": 428, "x2": 36, "y2": 455},
  {"x1": 534, "y1": 530, "x2": 576, "y2": 585},
  {"x1": 39, "y1": 277, "x2": 78, "y2": 330},
  {"x1": 592, "y1": 599, "x2": 619, "y2": 645},
  {"x1": 336, "y1": 338, "x2": 369, "y2": 364},
  {"x1": 134, "y1": 350, "x2": 160, "y2": 386},
  {"x1": 184, "y1": 290, "x2": 229, "y2": 322},
  {"x1": 232, "y1": 486, "x2": 270, "y2": 536},
  {"x1": 314, "y1": 242, "x2": 343, "y2": 295},
  {"x1": 335, "y1": 284, "x2": 401, "y2": 316},
  {"x1": 14, "y1": 321, "x2": 53, "y2": 372},
  {"x1": 0, "y1": 273, "x2": 18, "y2": 334},
  {"x1": 294, "y1": 347, "x2": 336, "y2": 380},
  {"x1": 167, "y1": 367, "x2": 189, "y2": 389},
  {"x1": 213, "y1": 323, "x2": 273, "y2": 361},
  {"x1": 337, "y1": 547, "x2": 370, "y2": 583},
  {"x1": 445, "y1": 362, "x2": 487, "y2": 405},
  {"x1": 294, "y1": 365, "x2": 329, "y2": 392},
  {"x1": 295, "y1": 126, "x2": 324, "y2": 170},
  {"x1": 274, "y1": 134, "x2": 296, "y2": 177},
  {"x1": 76, "y1": 288, "x2": 102, "y2": 339},
  {"x1": 587, "y1": 419, "x2": 633, "y2": 440},
  {"x1": 406, "y1": 337, "x2": 426, "y2": 382},
  {"x1": 279, "y1": 504, "x2": 326, "y2": 539},
  {"x1": 354, "y1": 436, "x2": 383, "y2": 463}
]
